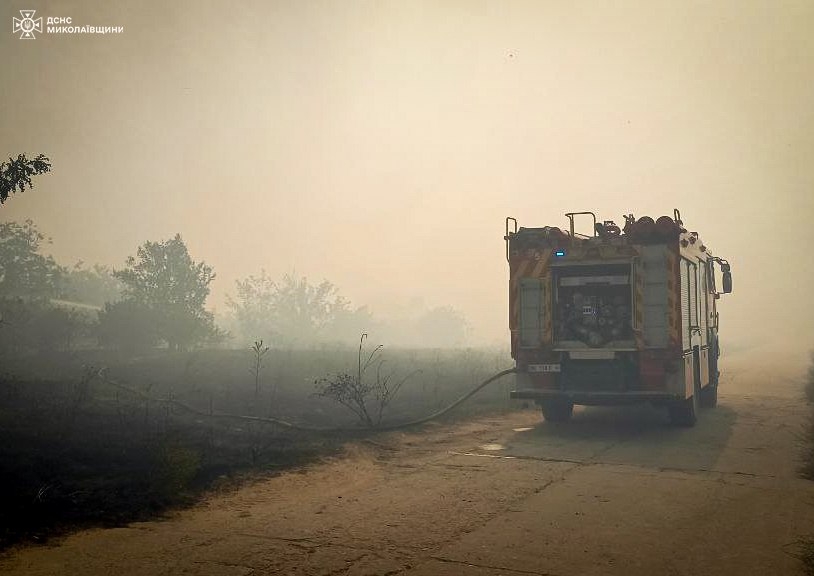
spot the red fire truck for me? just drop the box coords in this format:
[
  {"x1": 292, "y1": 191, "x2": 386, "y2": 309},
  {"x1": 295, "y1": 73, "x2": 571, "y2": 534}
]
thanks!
[{"x1": 506, "y1": 210, "x2": 732, "y2": 426}]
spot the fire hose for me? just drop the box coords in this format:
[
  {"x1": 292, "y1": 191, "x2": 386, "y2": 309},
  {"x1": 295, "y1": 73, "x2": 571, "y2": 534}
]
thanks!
[{"x1": 97, "y1": 367, "x2": 518, "y2": 433}]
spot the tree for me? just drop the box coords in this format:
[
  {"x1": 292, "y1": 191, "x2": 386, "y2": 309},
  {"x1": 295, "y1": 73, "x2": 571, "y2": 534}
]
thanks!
[
  {"x1": 270, "y1": 274, "x2": 347, "y2": 344},
  {"x1": 0, "y1": 220, "x2": 93, "y2": 355},
  {"x1": 227, "y1": 271, "x2": 276, "y2": 344},
  {"x1": 328, "y1": 304, "x2": 376, "y2": 344},
  {"x1": 0, "y1": 219, "x2": 66, "y2": 300},
  {"x1": 415, "y1": 306, "x2": 470, "y2": 348},
  {"x1": 0, "y1": 154, "x2": 51, "y2": 205},
  {"x1": 64, "y1": 263, "x2": 123, "y2": 307},
  {"x1": 114, "y1": 234, "x2": 219, "y2": 351},
  {"x1": 27, "y1": 305, "x2": 86, "y2": 352},
  {"x1": 96, "y1": 300, "x2": 159, "y2": 353},
  {"x1": 227, "y1": 272, "x2": 372, "y2": 347}
]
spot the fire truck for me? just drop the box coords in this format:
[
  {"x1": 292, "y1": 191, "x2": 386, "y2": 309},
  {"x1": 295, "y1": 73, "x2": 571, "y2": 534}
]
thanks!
[{"x1": 506, "y1": 210, "x2": 732, "y2": 426}]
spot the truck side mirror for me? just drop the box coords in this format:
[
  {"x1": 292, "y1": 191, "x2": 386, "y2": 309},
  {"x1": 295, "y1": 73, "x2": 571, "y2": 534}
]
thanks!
[{"x1": 722, "y1": 271, "x2": 732, "y2": 294}]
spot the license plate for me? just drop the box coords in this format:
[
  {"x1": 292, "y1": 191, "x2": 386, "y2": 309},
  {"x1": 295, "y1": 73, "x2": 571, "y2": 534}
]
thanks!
[{"x1": 528, "y1": 363, "x2": 561, "y2": 373}]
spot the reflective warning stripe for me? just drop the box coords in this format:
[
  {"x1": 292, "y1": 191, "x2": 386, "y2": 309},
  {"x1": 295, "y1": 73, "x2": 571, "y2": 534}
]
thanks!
[
  {"x1": 633, "y1": 256, "x2": 645, "y2": 349},
  {"x1": 508, "y1": 254, "x2": 552, "y2": 347},
  {"x1": 509, "y1": 258, "x2": 532, "y2": 329},
  {"x1": 532, "y1": 253, "x2": 552, "y2": 342},
  {"x1": 530, "y1": 256, "x2": 548, "y2": 279},
  {"x1": 665, "y1": 250, "x2": 681, "y2": 349},
  {"x1": 543, "y1": 273, "x2": 553, "y2": 342}
]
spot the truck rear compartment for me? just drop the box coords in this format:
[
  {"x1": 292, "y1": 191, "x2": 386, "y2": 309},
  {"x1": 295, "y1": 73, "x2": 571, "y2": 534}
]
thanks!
[
  {"x1": 506, "y1": 211, "x2": 730, "y2": 425},
  {"x1": 523, "y1": 256, "x2": 673, "y2": 397},
  {"x1": 552, "y1": 263, "x2": 634, "y2": 349}
]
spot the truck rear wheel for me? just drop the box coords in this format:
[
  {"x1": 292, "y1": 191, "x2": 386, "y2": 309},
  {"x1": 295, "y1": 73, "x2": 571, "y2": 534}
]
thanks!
[{"x1": 540, "y1": 398, "x2": 574, "y2": 423}]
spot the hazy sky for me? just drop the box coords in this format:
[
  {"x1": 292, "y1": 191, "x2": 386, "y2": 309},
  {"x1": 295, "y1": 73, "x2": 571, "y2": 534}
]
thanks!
[{"x1": 2, "y1": 0, "x2": 813, "y2": 352}]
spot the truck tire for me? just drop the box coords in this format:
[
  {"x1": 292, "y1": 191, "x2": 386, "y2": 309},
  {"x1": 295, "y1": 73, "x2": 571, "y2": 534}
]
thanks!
[
  {"x1": 540, "y1": 398, "x2": 574, "y2": 423},
  {"x1": 669, "y1": 379, "x2": 699, "y2": 427}
]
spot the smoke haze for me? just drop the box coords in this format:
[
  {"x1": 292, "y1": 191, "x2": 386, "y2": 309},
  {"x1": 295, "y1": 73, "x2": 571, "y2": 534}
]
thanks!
[{"x1": 2, "y1": 0, "x2": 813, "y2": 353}]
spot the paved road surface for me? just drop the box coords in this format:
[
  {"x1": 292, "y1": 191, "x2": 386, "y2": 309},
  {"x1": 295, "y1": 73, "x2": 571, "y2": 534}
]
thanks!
[{"x1": 3, "y1": 359, "x2": 813, "y2": 575}]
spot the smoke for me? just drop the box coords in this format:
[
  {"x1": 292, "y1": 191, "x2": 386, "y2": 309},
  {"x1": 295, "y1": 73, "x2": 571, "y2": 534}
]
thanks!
[{"x1": 2, "y1": 0, "x2": 812, "y2": 355}]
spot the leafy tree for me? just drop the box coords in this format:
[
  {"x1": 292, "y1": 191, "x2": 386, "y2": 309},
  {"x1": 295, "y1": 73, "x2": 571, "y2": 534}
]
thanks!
[
  {"x1": 96, "y1": 300, "x2": 159, "y2": 353},
  {"x1": 28, "y1": 305, "x2": 85, "y2": 352},
  {"x1": 114, "y1": 234, "x2": 220, "y2": 351},
  {"x1": 227, "y1": 271, "x2": 276, "y2": 344},
  {"x1": 0, "y1": 220, "x2": 66, "y2": 300},
  {"x1": 0, "y1": 220, "x2": 98, "y2": 355},
  {"x1": 0, "y1": 298, "x2": 89, "y2": 355},
  {"x1": 64, "y1": 263, "x2": 123, "y2": 307},
  {"x1": 227, "y1": 272, "x2": 372, "y2": 346},
  {"x1": 329, "y1": 304, "x2": 376, "y2": 344},
  {"x1": 415, "y1": 306, "x2": 470, "y2": 348},
  {"x1": 270, "y1": 274, "x2": 347, "y2": 344},
  {"x1": 0, "y1": 154, "x2": 51, "y2": 205},
  {"x1": 0, "y1": 298, "x2": 35, "y2": 354}
]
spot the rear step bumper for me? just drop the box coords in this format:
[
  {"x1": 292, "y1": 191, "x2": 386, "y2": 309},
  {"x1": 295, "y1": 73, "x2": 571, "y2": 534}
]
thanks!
[{"x1": 510, "y1": 389, "x2": 683, "y2": 405}]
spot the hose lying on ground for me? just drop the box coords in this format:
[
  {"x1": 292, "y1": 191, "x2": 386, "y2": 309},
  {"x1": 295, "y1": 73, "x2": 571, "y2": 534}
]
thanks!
[{"x1": 97, "y1": 367, "x2": 518, "y2": 433}]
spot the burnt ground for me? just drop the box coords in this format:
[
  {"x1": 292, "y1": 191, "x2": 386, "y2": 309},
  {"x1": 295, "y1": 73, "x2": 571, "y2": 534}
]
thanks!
[
  {"x1": 2, "y1": 354, "x2": 814, "y2": 575},
  {"x1": 0, "y1": 347, "x2": 514, "y2": 550},
  {"x1": 0, "y1": 374, "x2": 340, "y2": 549}
]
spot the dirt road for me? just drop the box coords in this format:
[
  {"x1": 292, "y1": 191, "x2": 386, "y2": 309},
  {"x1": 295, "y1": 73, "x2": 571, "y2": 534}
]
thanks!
[{"x1": 3, "y1": 358, "x2": 813, "y2": 575}]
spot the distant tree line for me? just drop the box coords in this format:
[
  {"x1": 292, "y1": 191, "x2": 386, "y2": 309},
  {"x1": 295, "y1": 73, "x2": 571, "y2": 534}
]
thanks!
[
  {"x1": 0, "y1": 152, "x2": 470, "y2": 354},
  {"x1": 226, "y1": 274, "x2": 470, "y2": 349},
  {"x1": 0, "y1": 220, "x2": 222, "y2": 355},
  {"x1": 226, "y1": 272, "x2": 373, "y2": 348},
  {"x1": 0, "y1": 219, "x2": 471, "y2": 357}
]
